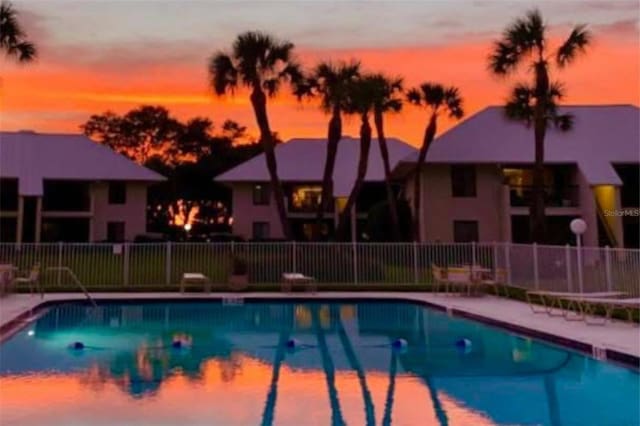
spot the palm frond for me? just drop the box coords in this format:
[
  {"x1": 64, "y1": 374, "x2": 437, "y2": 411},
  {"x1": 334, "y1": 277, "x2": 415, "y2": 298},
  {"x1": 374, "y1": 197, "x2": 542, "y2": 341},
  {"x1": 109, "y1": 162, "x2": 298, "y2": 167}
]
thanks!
[
  {"x1": 208, "y1": 52, "x2": 238, "y2": 96},
  {"x1": 552, "y1": 113, "x2": 573, "y2": 132},
  {"x1": 548, "y1": 81, "x2": 566, "y2": 102},
  {"x1": 556, "y1": 24, "x2": 591, "y2": 67},
  {"x1": 406, "y1": 88, "x2": 423, "y2": 106},
  {"x1": 262, "y1": 78, "x2": 280, "y2": 97},
  {"x1": 421, "y1": 82, "x2": 446, "y2": 108},
  {"x1": 443, "y1": 87, "x2": 464, "y2": 119},
  {"x1": 505, "y1": 82, "x2": 535, "y2": 125},
  {"x1": 0, "y1": 2, "x2": 37, "y2": 62}
]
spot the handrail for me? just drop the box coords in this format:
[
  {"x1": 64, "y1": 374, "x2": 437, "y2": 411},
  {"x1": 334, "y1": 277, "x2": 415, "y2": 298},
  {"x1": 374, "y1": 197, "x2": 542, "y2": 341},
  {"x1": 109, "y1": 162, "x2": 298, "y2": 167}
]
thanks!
[{"x1": 45, "y1": 267, "x2": 97, "y2": 307}]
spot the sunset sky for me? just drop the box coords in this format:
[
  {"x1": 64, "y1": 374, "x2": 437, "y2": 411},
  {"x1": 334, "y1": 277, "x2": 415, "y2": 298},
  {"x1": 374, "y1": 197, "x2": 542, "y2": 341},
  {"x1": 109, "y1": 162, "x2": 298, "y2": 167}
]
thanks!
[{"x1": 1, "y1": 0, "x2": 638, "y2": 146}]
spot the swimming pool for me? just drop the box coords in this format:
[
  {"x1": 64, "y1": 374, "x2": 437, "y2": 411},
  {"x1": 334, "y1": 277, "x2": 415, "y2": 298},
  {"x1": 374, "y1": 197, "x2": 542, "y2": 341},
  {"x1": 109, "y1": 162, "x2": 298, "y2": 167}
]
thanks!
[{"x1": 0, "y1": 299, "x2": 638, "y2": 426}]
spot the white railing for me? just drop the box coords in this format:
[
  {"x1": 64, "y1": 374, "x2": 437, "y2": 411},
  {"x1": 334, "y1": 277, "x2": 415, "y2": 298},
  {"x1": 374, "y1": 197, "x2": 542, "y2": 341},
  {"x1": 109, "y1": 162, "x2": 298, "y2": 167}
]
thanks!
[{"x1": 0, "y1": 242, "x2": 638, "y2": 296}]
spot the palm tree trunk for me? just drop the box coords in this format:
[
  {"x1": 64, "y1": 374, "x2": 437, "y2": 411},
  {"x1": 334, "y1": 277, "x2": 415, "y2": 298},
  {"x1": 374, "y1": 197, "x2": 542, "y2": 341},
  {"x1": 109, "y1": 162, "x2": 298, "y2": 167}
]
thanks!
[
  {"x1": 250, "y1": 86, "x2": 293, "y2": 240},
  {"x1": 374, "y1": 109, "x2": 401, "y2": 241},
  {"x1": 311, "y1": 305, "x2": 346, "y2": 426},
  {"x1": 382, "y1": 350, "x2": 398, "y2": 426},
  {"x1": 315, "y1": 106, "x2": 342, "y2": 239},
  {"x1": 412, "y1": 114, "x2": 437, "y2": 242},
  {"x1": 334, "y1": 307, "x2": 375, "y2": 426},
  {"x1": 531, "y1": 64, "x2": 549, "y2": 243},
  {"x1": 337, "y1": 115, "x2": 372, "y2": 241},
  {"x1": 260, "y1": 327, "x2": 291, "y2": 426}
]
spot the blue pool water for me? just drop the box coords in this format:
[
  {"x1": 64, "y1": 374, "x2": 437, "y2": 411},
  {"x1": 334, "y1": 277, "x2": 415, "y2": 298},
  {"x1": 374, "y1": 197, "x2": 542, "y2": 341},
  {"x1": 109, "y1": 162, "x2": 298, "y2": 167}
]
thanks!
[{"x1": 0, "y1": 300, "x2": 638, "y2": 426}]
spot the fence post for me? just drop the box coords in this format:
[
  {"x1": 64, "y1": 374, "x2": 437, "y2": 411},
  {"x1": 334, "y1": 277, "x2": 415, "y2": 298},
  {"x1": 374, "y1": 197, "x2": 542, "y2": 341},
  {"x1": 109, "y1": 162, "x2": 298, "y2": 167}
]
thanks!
[
  {"x1": 57, "y1": 242, "x2": 63, "y2": 286},
  {"x1": 353, "y1": 241, "x2": 358, "y2": 285},
  {"x1": 165, "y1": 241, "x2": 171, "y2": 286},
  {"x1": 605, "y1": 245, "x2": 612, "y2": 292},
  {"x1": 533, "y1": 243, "x2": 539, "y2": 290},
  {"x1": 413, "y1": 241, "x2": 419, "y2": 284},
  {"x1": 123, "y1": 243, "x2": 130, "y2": 287},
  {"x1": 492, "y1": 242, "x2": 498, "y2": 275},
  {"x1": 505, "y1": 243, "x2": 512, "y2": 285},
  {"x1": 292, "y1": 240, "x2": 297, "y2": 272},
  {"x1": 565, "y1": 244, "x2": 573, "y2": 292},
  {"x1": 471, "y1": 241, "x2": 477, "y2": 266}
]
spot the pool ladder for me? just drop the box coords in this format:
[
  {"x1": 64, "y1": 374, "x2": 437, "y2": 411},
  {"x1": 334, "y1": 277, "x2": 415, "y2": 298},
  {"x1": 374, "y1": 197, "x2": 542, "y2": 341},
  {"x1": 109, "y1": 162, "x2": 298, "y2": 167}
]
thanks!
[{"x1": 46, "y1": 267, "x2": 97, "y2": 307}]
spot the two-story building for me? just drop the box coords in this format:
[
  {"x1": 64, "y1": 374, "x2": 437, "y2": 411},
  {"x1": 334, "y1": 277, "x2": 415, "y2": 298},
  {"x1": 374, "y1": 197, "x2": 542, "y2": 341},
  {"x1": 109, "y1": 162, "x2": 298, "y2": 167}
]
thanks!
[
  {"x1": 216, "y1": 137, "x2": 417, "y2": 241},
  {"x1": 394, "y1": 105, "x2": 639, "y2": 247},
  {"x1": 0, "y1": 131, "x2": 165, "y2": 242}
]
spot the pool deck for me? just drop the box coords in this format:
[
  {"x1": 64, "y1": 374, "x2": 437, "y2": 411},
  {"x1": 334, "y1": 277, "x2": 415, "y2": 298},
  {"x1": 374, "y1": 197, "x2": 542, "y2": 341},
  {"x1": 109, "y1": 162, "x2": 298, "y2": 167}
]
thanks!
[{"x1": 1, "y1": 292, "x2": 638, "y2": 364}]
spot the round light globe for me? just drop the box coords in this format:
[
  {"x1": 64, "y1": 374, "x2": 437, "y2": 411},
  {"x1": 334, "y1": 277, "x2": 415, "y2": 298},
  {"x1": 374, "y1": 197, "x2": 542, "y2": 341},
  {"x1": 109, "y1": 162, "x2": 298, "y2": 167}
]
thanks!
[
  {"x1": 570, "y1": 218, "x2": 587, "y2": 235},
  {"x1": 184, "y1": 223, "x2": 192, "y2": 232}
]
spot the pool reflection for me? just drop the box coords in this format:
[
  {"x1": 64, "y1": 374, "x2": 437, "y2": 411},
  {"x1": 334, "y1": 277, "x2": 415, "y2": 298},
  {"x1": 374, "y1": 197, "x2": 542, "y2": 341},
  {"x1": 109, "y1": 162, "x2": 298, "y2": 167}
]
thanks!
[{"x1": 0, "y1": 301, "x2": 638, "y2": 426}]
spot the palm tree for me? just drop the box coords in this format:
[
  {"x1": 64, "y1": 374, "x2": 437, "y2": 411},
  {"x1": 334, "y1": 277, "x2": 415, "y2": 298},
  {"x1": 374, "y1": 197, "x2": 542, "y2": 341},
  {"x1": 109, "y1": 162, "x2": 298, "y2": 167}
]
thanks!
[
  {"x1": 369, "y1": 74, "x2": 404, "y2": 241},
  {"x1": 209, "y1": 31, "x2": 303, "y2": 240},
  {"x1": 406, "y1": 83, "x2": 464, "y2": 242},
  {"x1": 0, "y1": 1, "x2": 37, "y2": 62},
  {"x1": 489, "y1": 9, "x2": 590, "y2": 243},
  {"x1": 336, "y1": 75, "x2": 378, "y2": 241},
  {"x1": 294, "y1": 61, "x2": 360, "y2": 239}
]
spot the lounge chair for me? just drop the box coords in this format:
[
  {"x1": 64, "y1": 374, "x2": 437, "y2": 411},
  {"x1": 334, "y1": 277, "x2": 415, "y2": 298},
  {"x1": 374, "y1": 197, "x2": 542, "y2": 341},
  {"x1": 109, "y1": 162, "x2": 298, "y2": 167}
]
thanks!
[
  {"x1": 563, "y1": 296, "x2": 640, "y2": 325},
  {"x1": 14, "y1": 263, "x2": 41, "y2": 297},
  {"x1": 431, "y1": 264, "x2": 449, "y2": 293},
  {"x1": 447, "y1": 267, "x2": 475, "y2": 295},
  {"x1": 479, "y1": 268, "x2": 508, "y2": 297},
  {"x1": 526, "y1": 290, "x2": 626, "y2": 316},
  {"x1": 180, "y1": 272, "x2": 211, "y2": 293},
  {"x1": 281, "y1": 273, "x2": 316, "y2": 293}
]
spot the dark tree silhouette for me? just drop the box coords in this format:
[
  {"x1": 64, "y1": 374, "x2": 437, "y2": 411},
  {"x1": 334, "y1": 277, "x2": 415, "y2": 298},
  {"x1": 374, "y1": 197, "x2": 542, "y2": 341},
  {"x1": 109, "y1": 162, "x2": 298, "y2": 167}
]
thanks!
[
  {"x1": 0, "y1": 1, "x2": 36, "y2": 62},
  {"x1": 294, "y1": 60, "x2": 361, "y2": 237},
  {"x1": 489, "y1": 9, "x2": 591, "y2": 243},
  {"x1": 406, "y1": 83, "x2": 464, "y2": 242},
  {"x1": 209, "y1": 31, "x2": 304, "y2": 240}
]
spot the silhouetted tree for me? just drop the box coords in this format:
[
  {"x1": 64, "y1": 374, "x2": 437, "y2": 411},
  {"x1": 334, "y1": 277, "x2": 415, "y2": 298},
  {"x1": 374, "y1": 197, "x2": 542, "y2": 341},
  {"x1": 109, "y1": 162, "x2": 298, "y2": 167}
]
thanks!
[
  {"x1": 369, "y1": 73, "x2": 404, "y2": 241},
  {"x1": 407, "y1": 83, "x2": 464, "y2": 242},
  {"x1": 336, "y1": 75, "x2": 378, "y2": 241},
  {"x1": 0, "y1": 2, "x2": 36, "y2": 62},
  {"x1": 209, "y1": 31, "x2": 303, "y2": 240},
  {"x1": 294, "y1": 61, "x2": 361, "y2": 236},
  {"x1": 489, "y1": 9, "x2": 591, "y2": 243}
]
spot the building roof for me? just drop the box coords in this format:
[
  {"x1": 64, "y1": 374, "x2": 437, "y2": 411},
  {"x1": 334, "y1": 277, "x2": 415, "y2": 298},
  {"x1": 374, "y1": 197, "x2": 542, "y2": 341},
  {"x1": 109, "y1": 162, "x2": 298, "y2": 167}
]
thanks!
[
  {"x1": 398, "y1": 105, "x2": 640, "y2": 186},
  {"x1": 0, "y1": 131, "x2": 165, "y2": 196},
  {"x1": 216, "y1": 137, "x2": 417, "y2": 196}
]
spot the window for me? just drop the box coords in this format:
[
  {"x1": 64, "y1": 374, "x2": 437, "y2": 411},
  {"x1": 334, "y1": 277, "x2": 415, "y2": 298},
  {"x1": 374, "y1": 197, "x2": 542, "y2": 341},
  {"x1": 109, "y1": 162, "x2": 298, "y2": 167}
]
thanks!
[
  {"x1": 252, "y1": 184, "x2": 270, "y2": 205},
  {"x1": 453, "y1": 220, "x2": 479, "y2": 243},
  {"x1": 107, "y1": 221, "x2": 126, "y2": 242},
  {"x1": 252, "y1": 222, "x2": 270, "y2": 240},
  {"x1": 43, "y1": 181, "x2": 91, "y2": 211},
  {"x1": 290, "y1": 185, "x2": 322, "y2": 212},
  {"x1": 451, "y1": 165, "x2": 477, "y2": 197},
  {"x1": 108, "y1": 182, "x2": 127, "y2": 204}
]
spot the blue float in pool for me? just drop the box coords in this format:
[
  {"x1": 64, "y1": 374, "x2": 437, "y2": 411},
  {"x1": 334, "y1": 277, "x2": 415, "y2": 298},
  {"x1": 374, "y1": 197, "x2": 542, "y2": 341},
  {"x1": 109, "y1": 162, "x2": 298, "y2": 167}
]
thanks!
[
  {"x1": 455, "y1": 338, "x2": 472, "y2": 353},
  {"x1": 392, "y1": 338, "x2": 408, "y2": 350},
  {"x1": 286, "y1": 338, "x2": 300, "y2": 349},
  {"x1": 69, "y1": 341, "x2": 85, "y2": 350},
  {"x1": 171, "y1": 340, "x2": 183, "y2": 349}
]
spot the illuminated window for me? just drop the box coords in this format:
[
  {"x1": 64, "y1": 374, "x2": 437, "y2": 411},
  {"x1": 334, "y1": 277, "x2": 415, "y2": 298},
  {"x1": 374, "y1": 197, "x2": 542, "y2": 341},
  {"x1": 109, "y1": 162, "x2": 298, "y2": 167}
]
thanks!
[
  {"x1": 290, "y1": 186, "x2": 322, "y2": 212},
  {"x1": 252, "y1": 184, "x2": 270, "y2": 205}
]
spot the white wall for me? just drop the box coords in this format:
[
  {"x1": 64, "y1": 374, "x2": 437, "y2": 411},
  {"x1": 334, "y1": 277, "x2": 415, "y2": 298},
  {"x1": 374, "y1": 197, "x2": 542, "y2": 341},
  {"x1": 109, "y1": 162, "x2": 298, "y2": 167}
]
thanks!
[
  {"x1": 231, "y1": 183, "x2": 284, "y2": 239},
  {"x1": 92, "y1": 182, "x2": 149, "y2": 241},
  {"x1": 420, "y1": 164, "x2": 506, "y2": 242}
]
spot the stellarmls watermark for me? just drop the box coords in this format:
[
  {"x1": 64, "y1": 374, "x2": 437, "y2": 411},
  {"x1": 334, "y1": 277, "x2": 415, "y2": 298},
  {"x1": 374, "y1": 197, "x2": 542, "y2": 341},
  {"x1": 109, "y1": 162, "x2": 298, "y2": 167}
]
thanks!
[{"x1": 603, "y1": 208, "x2": 640, "y2": 217}]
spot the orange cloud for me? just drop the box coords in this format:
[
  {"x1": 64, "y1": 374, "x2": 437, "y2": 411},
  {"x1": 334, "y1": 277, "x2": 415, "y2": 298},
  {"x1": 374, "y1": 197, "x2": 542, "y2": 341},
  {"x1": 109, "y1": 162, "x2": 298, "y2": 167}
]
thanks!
[{"x1": 1, "y1": 35, "x2": 637, "y2": 147}]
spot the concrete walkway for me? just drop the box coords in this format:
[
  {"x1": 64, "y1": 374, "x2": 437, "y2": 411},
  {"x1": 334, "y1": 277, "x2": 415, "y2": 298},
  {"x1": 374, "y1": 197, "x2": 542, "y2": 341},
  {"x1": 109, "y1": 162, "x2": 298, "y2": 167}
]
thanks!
[{"x1": 1, "y1": 292, "x2": 638, "y2": 360}]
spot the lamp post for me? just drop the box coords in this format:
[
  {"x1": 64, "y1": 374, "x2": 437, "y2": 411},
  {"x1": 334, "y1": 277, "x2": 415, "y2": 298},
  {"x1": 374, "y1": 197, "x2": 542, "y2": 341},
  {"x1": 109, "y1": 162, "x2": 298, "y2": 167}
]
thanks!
[{"x1": 570, "y1": 218, "x2": 587, "y2": 294}]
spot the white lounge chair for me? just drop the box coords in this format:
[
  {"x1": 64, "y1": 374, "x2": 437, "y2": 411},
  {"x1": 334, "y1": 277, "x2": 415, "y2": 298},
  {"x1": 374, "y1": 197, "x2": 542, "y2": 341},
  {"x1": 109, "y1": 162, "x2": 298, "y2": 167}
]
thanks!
[
  {"x1": 281, "y1": 272, "x2": 316, "y2": 293},
  {"x1": 526, "y1": 290, "x2": 626, "y2": 316},
  {"x1": 563, "y1": 296, "x2": 640, "y2": 325},
  {"x1": 180, "y1": 272, "x2": 211, "y2": 293}
]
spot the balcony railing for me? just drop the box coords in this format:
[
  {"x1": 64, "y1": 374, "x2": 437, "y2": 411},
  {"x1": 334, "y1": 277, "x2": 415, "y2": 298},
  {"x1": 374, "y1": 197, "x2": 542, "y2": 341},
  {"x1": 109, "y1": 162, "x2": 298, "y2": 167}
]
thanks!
[
  {"x1": 509, "y1": 185, "x2": 579, "y2": 208},
  {"x1": 287, "y1": 198, "x2": 332, "y2": 214}
]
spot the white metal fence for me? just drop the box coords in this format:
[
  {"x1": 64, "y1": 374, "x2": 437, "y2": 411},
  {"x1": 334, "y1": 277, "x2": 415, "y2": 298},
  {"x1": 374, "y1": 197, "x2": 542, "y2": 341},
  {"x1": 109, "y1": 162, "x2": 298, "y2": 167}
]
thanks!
[{"x1": 0, "y1": 242, "x2": 638, "y2": 296}]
